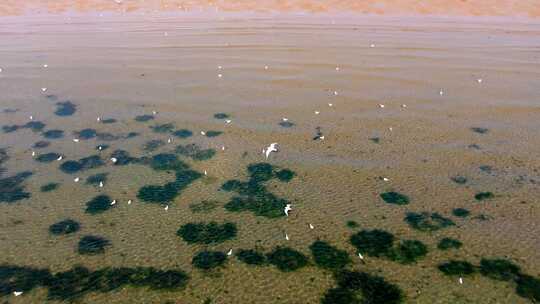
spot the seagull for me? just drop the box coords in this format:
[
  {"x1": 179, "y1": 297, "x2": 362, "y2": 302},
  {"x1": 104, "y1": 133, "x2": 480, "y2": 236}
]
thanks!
[
  {"x1": 285, "y1": 233, "x2": 289, "y2": 241},
  {"x1": 218, "y1": 74, "x2": 223, "y2": 78},
  {"x1": 110, "y1": 200, "x2": 116, "y2": 205},
  {"x1": 31, "y1": 151, "x2": 36, "y2": 157},
  {"x1": 389, "y1": 127, "x2": 393, "y2": 132},
  {"x1": 439, "y1": 89, "x2": 444, "y2": 96},
  {"x1": 97, "y1": 117, "x2": 101, "y2": 122},
  {"x1": 264, "y1": 65, "x2": 269, "y2": 70},
  {"x1": 29, "y1": 115, "x2": 34, "y2": 120},
  {"x1": 309, "y1": 223, "x2": 314, "y2": 229},
  {"x1": 382, "y1": 177, "x2": 389, "y2": 182},
  {"x1": 227, "y1": 249, "x2": 233, "y2": 256},
  {"x1": 225, "y1": 119, "x2": 232, "y2": 124},
  {"x1": 110, "y1": 157, "x2": 118, "y2": 163},
  {"x1": 164, "y1": 205, "x2": 169, "y2": 211},
  {"x1": 477, "y1": 78, "x2": 483, "y2": 83},
  {"x1": 152, "y1": 110, "x2": 157, "y2": 115},
  {"x1": 335, "y1": 66, "x2": 340, "y2": 71},
  {"x1": 43, "y1": 64, "x2": 48, "y2": 68},
  {"x1": 379, "y1": 104, "x2": 385, "y2": 108},
  {"x1": 167, "y1": 138, "x2": 172, "y2": 143},
  {"x1": 57, "y1": 155, "x2": 63, "y2": 161},
  {"x1": 459, "y1": 277, "x2": 463, "y2": 284},
  {"x1": 218, "y1": 65, "x2": 222, "y2": 69},
  {"x1": 221, "y1": 146, "x2": 225, "y2": 151},
  {"x1": 282, "y1": 118, "x2": 288, "y2": 122},
  {"x1": 314, "y1": 111, "x2": 320, "y2": 115},
  {"x1": 370, "y1": 44, "x2": 375, "y2": 48},
  {"x1": 13, "y1": 291, "x2": 23, "y2": 296},
  {"x1": 284, "y1": 204, "x2": 292, "y2": 216},
  {"x1": 204, "y1": 170, "x2": 208, "y2": 176},
  {"x1": 401, "y1": 104, "x2": 407, "y2": 108},
  {"x1": 73, "y1": 138, "x2": 80, "y2": 143},
  {"x1": 200, "y1": 131, "x2": 206, "y2": 136},
  {"x1": 333, "y1": 91, "x2": 338, "y2": 96},
  {"x1": 41, "y1": 88, "x2": 47, "y2": 92},
  {"x1": 99, "y1": 181, "x2": 104, "y2": 188},
  {"x1": 263, "y1": 143, "x2": 278, "y2": 159},
  {"x1": 358, "y1": 252, "x2": 364, "y2": 260},
  {"x1": 0, "y1": 67, "x2": 3, "y2": 73},
  {"x1": 74, "y1": 177, "x2": 80, "y2": 182},
  {"x1": 328, "y1": 103, "x2": 333, "y2": 107},
  {"x1": 98, "y1": 146, "x2": 103, "y2": 151},
  {"x1": 127, "y1": 199, "x2": 132, "y2": 205}
]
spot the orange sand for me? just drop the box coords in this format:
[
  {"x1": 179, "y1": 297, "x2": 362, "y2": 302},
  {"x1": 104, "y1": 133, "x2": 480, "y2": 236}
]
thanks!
[{"x1": 1, "y1": 0, "x2": 539, "y2": 17}]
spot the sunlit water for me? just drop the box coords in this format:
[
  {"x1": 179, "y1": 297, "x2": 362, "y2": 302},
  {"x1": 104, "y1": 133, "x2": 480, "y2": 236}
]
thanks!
[{"x1": 0, "y1": 12, "x2": 540, "y2": 303}]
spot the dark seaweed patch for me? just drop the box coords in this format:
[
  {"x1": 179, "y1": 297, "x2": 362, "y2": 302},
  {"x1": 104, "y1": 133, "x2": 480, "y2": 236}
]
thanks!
[
  {"x1": 222, "y1": 163, "x2": 296, "y2": 218},
  {"x1": 279, "y1": 121, "x2": 295, "y2": 128},
  {"x1": 452, "y1": 208, "x2": 470, "y2": 217},
  {"x1": 437, "y1": 238, "x2": 462, "y2": 250},
  {"x1": 2, "y1": 125, "x2": 19, "y2": 133},
  {"x1": 346, "y1": 220, "x2": 359, "y2": 228},
  {"x1": 404, "y1": 212, "x2": 455, "y2": 231},
  {"x1": 78, "y1": 235, "x2": 110, "y2": 255},
  {"x1": 110, "y1": 150, "x2": 137, "y2": 165},
  {"x1": 369, "y1": 137, "x2": 380, "y2": 144},
  {"x1": 267, "y1": 247, "x2": 308, "y2": 272},
  {"x1": 33, "y1": 141, "x2": 50, "y2": 149},
  {"x1": 137, "y1": 169, "x2": 201, "y2": 204},
  {"x1": 0, "y1": 171, "x2": 33, "y2": 203},
  {"x1": 59, "y1": 155, "x2": 104, "y2": 174},
  {"x1": 49, "y1": 219, "x2": 80, "y2": 235},
  {"x1": 438, "y1": 260, "x2": 476, "y2": 276},
  {"x1": 85, "y1": 195, "x2": 115, "y2": 215},
  {"x1": 101, "y1": 118, "x2": 117, "y2": 124},
  {"x1": 134, "y1": 114, "x2": 154, "y2": 122},
  {"x1": 515, "y1": 274, "x2": 540, "y2": 302},
  {"x1": 41, "y1": 182, "x2": 59, "y2": 192},
  {"x1": 213, "y1": 113, "x2": 230, "y2": 119},
  {"x1": 275, "y1": 169, "x2": 295, "y2": 182},
  {"x1": 74, "y1": 128, "x2": 97, "y2": 140},
  {"x1": 479, "y1": 165, "x2": 493, "y2": 174},
  {"x1": 96, "y1": 132, "x2": 120, "y2": 141},
  {"x1": 0, "y1": 264, "x2": 188, "y2": 300},
  {"x1": 150, "y1": 153, "x2": 188, "y2": 171},
  {"x1": 310, "y1": 241, "x2": 350, "y2": 270},
  {"x1": 96, "y1": 144, "x2": 110, "y2": 151},
  {"x1": 236, "y1": 249, "x2": 266, "y2": 266},
  {"x1": 177, "y1": 222, "x2": 237, "y2": 244},
  {"x1": 451, "y1": 176, "x2": 467, "y2": 185},
  {"x1": 189, "y1": 200, "x2": 218, "y2": 213},
  {"x1": 471, "y1": 127, "x2": 489, "y2": 134},
  {"x1": 42, "y1": 129, "x2": 64, "y2": 139},
  {"x1": 55, "y1": 101, "x2": 77, "y2": 116},
  {"x1": 172, "y1": 129, "x2": 193, "y2": 139},
  {"x1": 479, "y1": 258, "x2": 521, "y2": 281},
  {"x1": 175, "y1": 144, "x2": 215, "y2": 161},
  {"x1": 24, "y1": 121, "x2": 46, "y2": 132},
  {"x1": 150, "y1": 123, "x2": 175, "y2": 133},
  {"x1": 350, "y1": 229, "x2": 395, "y2": 257},
  {"x1": 192, "y1": 251, "x2": 227, "y2": 270},
  {"x1": 86, "y1": 173, "x2": 108, "y2": 187},
  {"x1": 35, "y1": 152, "x2": 61, "y2": 163},
  {"x1": 475, "y1": 192, "x2": 494, "y2": 201},
  {"x1": 387, "y1": 240, "x2": 428, "y2": 264},
  {"x1": 205, "y1": 131, "x2": 222, "y2": 137},
  {"x1": 380, "y1": 191, "x2": 410, "y2": 205},
  {"x1": 143, "y1": 139, "x2": 165, "y2": 152},
  {"x1": 331, "y1": 270, "x2": 404, "y2": 304}
]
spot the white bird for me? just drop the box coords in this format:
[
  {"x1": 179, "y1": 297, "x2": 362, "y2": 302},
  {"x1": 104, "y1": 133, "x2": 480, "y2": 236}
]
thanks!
[
  {"x1": 379, "y1": 104, "x2": 385, "y2": 108},
  {"x1": 110, "y1": 200, "x2": 116, "y2": 205},
  {"x1": 200, "y1": 131, "x2": 206, "y2": 136},
  {"x1": 309, "y1": 223, "x2": 314, "y2": 229},
  {"x1": 328, "y1": 103, "x2": 333, "y2": 107},
  {"x1": 29, "y1": 115, "x2": 34, "y2": 120},
  {"x1": 0, "y1": 67, "x2": 3, "y2": 73},
  {"x1": 264, "y1": 65, "x2": 269, "y2": 70},
  {"x1": 164, "y1": 205, "x2": 169, "y2": 211},
  {"x1": 167, "y1": 138, "x2": 172, "y2": 143},
  {"x1": 282, "y1": 118, "x2": 288, "y2": 122},
  {"x1": 98, "y1": 146, "x2": 103, "y2": 151},
  {"x1": 57, "y1": 155, "x2": 63, "y2": 161},
  {"x1": 13, "y1": 291, "x2": 23, "y2": 296},
  {"x1": 204, "y1": 170, "x2": 208, "y2": 176},
  {"x1": 285, "y1": 233, "x2": 289, "y2": 241},
  {"x1": 459, "y1": 277, "x2": 463, "y2": 284},
  {"x1": 74, "y1": 177, "x2": 80, "y2": 182},
  {"x1": 318, "y1": 136, "x2": 325, "y2": 140},
  {"x1": 31, "y1": 151, "x2": 36, "y2": 157},
  {"x1": 99, "y1": 181, "x2": 104, "y2": 188},
  {"x1": 227, "y1": 249, "x2": 233, "y2": 256},
  {"x1": 152, "y1": 110, "x2": 157, "y2": 115},
  {"x1": 333, "y1": 91, "x2": 338, "y2": 96},
  {"x1": 127, "y1": 199, "x2": 132, "y2": 205},
  {"x1": 370, "y1": 44, "x2": 375, "y2": 48},
  {"x1": 41, "y1": 88, "x2": 47, "y2": 92},
  {"x1": 389, "y1": 127, "x2": 393, "y2": 132},
  {"x1": 73, "y1": 138, "x2": 80, "y2": 143},
  {"x1": 335, "y1": 67, "x2": 340, "y2": 71},
  {"x1": 284, "y1": 204, "x2": 292, "y2": 216},
  {"x1": 439, "y1": 89, "x2": 444, "y2": 96},
  {"x1": 110, "y1": 157, "x2": 118, "y2": 163},
  {"x1": 382, "y1": 177, "x2": 389, "y2": 182},
  {"x1": 477, "y1": 78, "x2": 483, "y2": 83},
  {"x1": 43, "y1": 64, "x2": 48, "y2": 68},
  {"x1": 401, "y1": 104, "x2": 407, "y2": 108},
  {"x1": 263, "y1": 143, "x2": 278, "y2": 159},
  {"x1": 225, "y1": 119, "x2": 232, "y2": 124},
  {"x1": 218, "y1": 65, "x2": 222, "y2": 69},
  {"x1": 218, "y1": 74, "x2": 223, "y2": 78},
  {"x1": 314, "y1": 111, "x2": 320, "y2": 115},
  {"x1": 97, "y1": 117, "x2": 101, "y2": 122},
  {"x1": 358, "y1": 252, "x2": 364, "y2": 260}
]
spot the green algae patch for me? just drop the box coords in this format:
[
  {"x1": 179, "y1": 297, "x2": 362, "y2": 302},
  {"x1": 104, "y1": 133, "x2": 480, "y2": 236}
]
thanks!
[
  {"x1": 172, "y1": 129, "x2": 193, "y2": 139},
  {"x1": 85, "y1": 195, "x2": 115, "y2": 215},
  {"x1": 437, "y1": 238, "x2": 462, "y2": 250},
  {"x1": 86, "y1": 173, "x2": 108, "y2": 187},
  {"x1": 33, "y1": 141, "x2": 51, "y2": 149},
  {"x1": 267, "y1": 247, "x2": 308, "y2": 272},
  {"x1": 438, "y1": 260, "x2": 476, "y2": 276},
  {"x1": 222, "y1": 163, "x2": 296, "y2": 218},
  {"x1": 149, "y1": 153, "x2": 188, "y2": 171},
  {"x1": 41, "y1": 182, "x2": 60, "y2": 192},
  {"x1": 35, "y1": 152, "x2": 62, "y2": 163},
  {"x1": 515, "y1": 274, "x2": 540, "y2": 302},
  {"x1": 143, "y1": 139, "x2": 165, "y2": 152},
  {"x1": 321, "y1": 287, "x2": 359, "y2": 304},
  {"x1": 78, "y1": 235, "x2": 110, "y2": 255},
  {"x1": 205, "y1": 130, "x2": 223, "y2": 137},
  {"x1": 387, "y1": 240, "x2": 428, "y2": 264},
  {"x1": 380, "y1": 191, "x2": 410, "y2": 205},
  {"x1": 475, "y1": 192, "x2": 494, "y2": 201},
  {"x1": 42, "y1": 129, "x2": 64, "y2": 139},
  {"x1": 175, "y1": 144, "x2": 216, "y2": 161},
  {"x1": 451, "y1": 176, "x2": 468, "y2": 185},
  {"x1": 328, "y1": 270, "x2": 404, "y2": 304},
  {"x1": 192, "y1": 251, "x2": 227, "y2": 270},
  {"x1": 150, "y1": 123, "x2": 175, "y2": 133},
  {"x1": 214, "y1": 113, "x2": 230, "y2": 119},
  {"x1": 350, "y1": 229, "x2": 395, "y2": 257},
  {"x1": 59, "y1": 155, "x2": 104, "y2": 174},
  {"x1": 0, "y1": 171, "x2": 33, "y2": 203},
  {"x1": 471, "y1": 127, "x2": 489, "y2": 134},
  {"x1": 49, "y1": 219, "x2": 80, "y2": 235},
  {"x1": 177, "y1": 222, "x2": 237, "y2": 245},
  {"x1": 134, "y1": 114, "x2": 154, "y2": 122},
  {"x1": 236, "y1": 249, "x2": 266, "y2": 266},
  {"x1": 452, "y1": 208, "x2": 470, "y2": 217},
  {"x1": 404, "y1": 212, "x2": 455, "y2": 232},
  {"x1": 309, "y1": 240, "x2": 351, "y2": 270},
  {"x1": 189, "y1": 200, "x2": 218, "y2": 213},
  {"x1": 346, "y1": 220, "x2": 359, "y2": 228},
  {"x1": 479, "y1": 258, "x2": 521, "y2": 281},
  {"x1": 55, "y1": 101, "x2": 77, "y2": 116},
  {"x1": 279, "y1": 121, "x2": 295, "y2": 128}
]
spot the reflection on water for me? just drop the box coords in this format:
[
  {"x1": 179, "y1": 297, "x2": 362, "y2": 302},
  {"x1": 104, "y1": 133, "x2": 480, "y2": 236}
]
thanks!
[{"x1": 0, "y1": 13, "x2": 540, "y2": 304}]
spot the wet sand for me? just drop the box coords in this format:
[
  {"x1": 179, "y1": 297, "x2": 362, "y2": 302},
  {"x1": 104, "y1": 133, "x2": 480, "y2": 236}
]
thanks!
[{"x1": 1, "y1": 12, "x2": 540, "y2": 304}]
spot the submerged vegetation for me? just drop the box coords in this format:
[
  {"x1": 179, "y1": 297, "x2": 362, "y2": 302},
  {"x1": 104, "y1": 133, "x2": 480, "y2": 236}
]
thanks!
[
  {"x1": 404, "y1": 212, "x2": 455, "y2": 231},
  {"x1": 437, "y1": 238, "x2": 463, "y2": 250},
  {"x1": 221, "y1": 163, "x2": 296, "y2": 218},
  {"x1": 35, "y1": 152, "x2": 62, "y2": 163},
  {"x1": 309, "y1": 241, "x2": 351, "y2": 270},
  {"x1": 380, "y1": 191, "x2": 410, "y2": 205},
  {"x1": 175, "y1": 144, "x2": 216, "y2": 161},
  {"x1": 78, "y1": 235, "x2": 110, "y2": 255},
  {"x1": 236, "y1": 249, "x2": 267, "y2": 266},
  {"x1": 134, "y1": 114, "x2": 154, "y2": 122},
  {"x1": 267, "y1": 247, "x2": 308, "y2": 272},
  {"x1": 192, "y1": 251, "x2": 227, "y2": 270},
  {"x1": 213, "y1": 113, "x2": 230, "y2": 119},
  {"x1": 42, "y1": 129, "x2": 64, "y2": 139},
  {"x1": 177, "y1": 222, "x2": 237, "y2": 244},
  {"x1": 60, "y1": 155, "x2": 104, "y2": 174},
  {"x1": 49, "y1": 219, "x2": 80, "y2": 235},
  {"x1": 172, "y1": 129, "x2": 193, "y2": 139},
  {"x1": 452, "y1": 208, "x2": 470, "y2": 217},
  {"x1": 150, "y1": 123, "x2": 175, "y2": 133},
  {"x1": 0, "y1": 171, "x2": 33, "y2": 203},
  {"x1": 54, "y1": 101, "x2": 77, "y2": 116},
  {"x1": 85, "y1": 195, "x2": 115, "y2": 215},
  {"x1": 475, "y1": 192, "x2": 494, "y2": 201},
  {"x1": 189, "y1": 200, "x2": 219, "y2": 213},
  {"x1": 3, "y1": 121, "x2": 46, "y2": 133},
  {"x1": 41, "y1": 182, "x2": 60, "y2": 192}
]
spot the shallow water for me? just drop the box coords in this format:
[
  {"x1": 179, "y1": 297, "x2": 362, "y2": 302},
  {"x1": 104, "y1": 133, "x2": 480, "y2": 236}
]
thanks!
[{"x1": 1, "y1": 12, "x2": 540, "y2": 304}]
